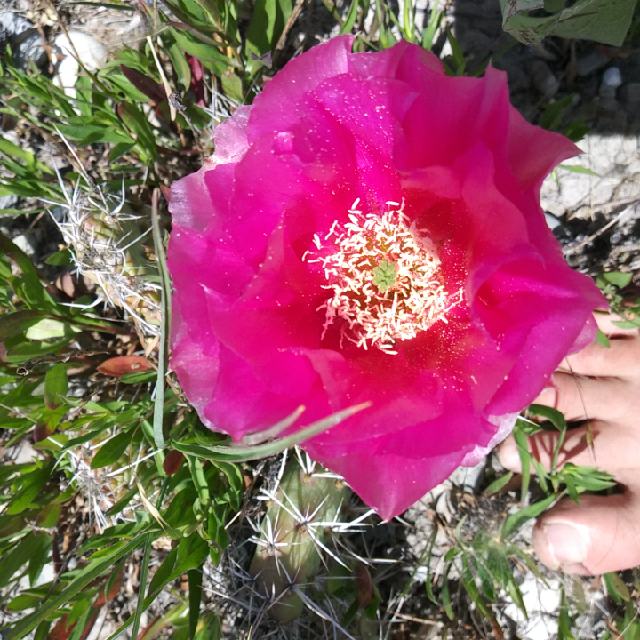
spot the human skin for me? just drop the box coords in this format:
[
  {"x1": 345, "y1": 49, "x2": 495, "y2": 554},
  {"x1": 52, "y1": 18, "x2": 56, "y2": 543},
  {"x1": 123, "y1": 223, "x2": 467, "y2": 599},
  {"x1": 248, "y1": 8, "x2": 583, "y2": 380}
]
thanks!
[{"x1": 498, "y1": 314, "x2": 640, "y2": 575}]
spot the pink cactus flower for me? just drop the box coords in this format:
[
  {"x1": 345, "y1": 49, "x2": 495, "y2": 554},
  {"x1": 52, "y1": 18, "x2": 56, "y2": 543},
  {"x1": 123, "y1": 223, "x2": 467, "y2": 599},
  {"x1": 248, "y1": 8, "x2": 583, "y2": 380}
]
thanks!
[{"x1": 168, "y1": 37, "x2": 605, "y2": 520}]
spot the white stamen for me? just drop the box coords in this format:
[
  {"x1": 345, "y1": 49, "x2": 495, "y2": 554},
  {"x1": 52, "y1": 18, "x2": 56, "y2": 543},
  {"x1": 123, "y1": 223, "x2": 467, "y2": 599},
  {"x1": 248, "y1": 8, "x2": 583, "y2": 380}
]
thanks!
[{"x1": 303, "y1": 200, "x2": 463, "y2": 355}]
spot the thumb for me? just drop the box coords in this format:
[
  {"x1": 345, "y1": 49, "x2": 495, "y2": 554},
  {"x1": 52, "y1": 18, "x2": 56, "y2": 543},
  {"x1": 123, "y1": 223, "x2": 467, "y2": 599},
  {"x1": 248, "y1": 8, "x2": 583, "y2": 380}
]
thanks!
[{"x1": 533, "y1": 490, "x2": 640, "y2": 575}]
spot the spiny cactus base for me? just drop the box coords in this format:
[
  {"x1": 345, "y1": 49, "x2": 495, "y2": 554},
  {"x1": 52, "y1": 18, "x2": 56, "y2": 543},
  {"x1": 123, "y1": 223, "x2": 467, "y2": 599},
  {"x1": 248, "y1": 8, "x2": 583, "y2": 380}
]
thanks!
[{"x1": 250, "y1": 458, "x2": 348, "y2": 622}]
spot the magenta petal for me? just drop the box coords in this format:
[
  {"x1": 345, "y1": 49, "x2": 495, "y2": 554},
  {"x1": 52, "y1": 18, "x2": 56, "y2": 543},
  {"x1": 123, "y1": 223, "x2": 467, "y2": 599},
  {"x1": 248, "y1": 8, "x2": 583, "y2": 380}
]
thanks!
[
  {"x1": 212, "y1": 105, "x2": 251, "y2": 163},
  {"x1": 506, "y1": 106, "x2": 580, "y2": 191},
  {"x1": 306, "y1": 403, "x2": 496, "y2": 520},
  {"x1": 170, "y1": 166, "x2": 215, "y2": 232},
  {"x1": 461, "y1": 413, "x2": 519, "y2": 467},
  {"x1": 310, "y1": 444, "x2": 463, "y2": 521},
  {"x1": 169, "y1": 38, "x2": 605, "y2": 519},
  {"x1": 248, "y1": 36, "x2": 353, "y2": 139},
  {"x1": 348, "y1": 38, "x2": 442, "y2": 79}
]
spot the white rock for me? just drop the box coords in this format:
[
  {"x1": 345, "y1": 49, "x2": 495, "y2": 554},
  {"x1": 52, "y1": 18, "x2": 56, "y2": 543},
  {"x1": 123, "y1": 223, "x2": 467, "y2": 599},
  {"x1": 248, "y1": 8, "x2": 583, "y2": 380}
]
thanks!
[
  {"x1": 541, "y1": 133, "x2": 640, "y2": 218},
  {"x1": 602, "y1": 66, "x2": 622, "y2": 89},
  {"x1": 54, "y1": 30, "x2": 108, "y2": 99},
  {"x1": 502, "y1": 574, "x2": 562, "y2": 640},
  {"x1": 545, "y1": 212, "x2": 561, "y2": 229},
  {"x1": 0, "y1": 10, "x2": 45, "y2": 66},
  {"x1": 11, "y1": 233, "x2": 36, "y2": 256}
]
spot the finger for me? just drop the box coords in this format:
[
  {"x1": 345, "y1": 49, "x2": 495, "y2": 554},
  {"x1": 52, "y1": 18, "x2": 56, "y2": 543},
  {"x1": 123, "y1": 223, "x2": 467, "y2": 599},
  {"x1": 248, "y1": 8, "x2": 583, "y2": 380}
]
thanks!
[
  {"x1": 533, "y1": 491, "x2": 640, "y2": 575},
  {"x1": 594, "y1": 312, "x2": 639, "y2": 337},
  {"x1": 535, "y1": 373, "x2": 630, "y2": 422},
  {"x1": 559, "y1": 337, "x2": 640, "y2": 379},
  {"x1": 498, "y1": 421, "x2": 640, "y2": 475}
]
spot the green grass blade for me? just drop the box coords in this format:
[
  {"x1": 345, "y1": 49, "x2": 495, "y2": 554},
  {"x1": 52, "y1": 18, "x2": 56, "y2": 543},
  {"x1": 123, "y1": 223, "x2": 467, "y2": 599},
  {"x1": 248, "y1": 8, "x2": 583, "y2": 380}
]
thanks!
[
  {"x1": 2, "y1": 533, "x2": 151, "y2": 639},
  {"x1": 151, "y1": 188, "x2": 170, "y2": 459},
  {"x1": 188, "y1": 568, "x2": 204, "y2": 638},
  {"x1": 421, "y1": 7, "x2": 443, "y2": 50},
  {"x1": 130, "y1": 533, "x2": 153, "y2": 640},
  {"x1": 340, "y1": 0, "x2": 359, "y2": 34},
  {"x1": 172, "y1": 402, "x2": 371, "y2": 462}
]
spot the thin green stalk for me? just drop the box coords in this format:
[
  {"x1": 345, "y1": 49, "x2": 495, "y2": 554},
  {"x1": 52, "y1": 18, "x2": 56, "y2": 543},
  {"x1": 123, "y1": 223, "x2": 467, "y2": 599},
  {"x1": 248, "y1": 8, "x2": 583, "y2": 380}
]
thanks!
[
  {"x1": 150, "y1": 188, "x2": 170, "y2": 462},
  {"x1": 129, "y1": 534, "x2": 153, "y2": 640}
]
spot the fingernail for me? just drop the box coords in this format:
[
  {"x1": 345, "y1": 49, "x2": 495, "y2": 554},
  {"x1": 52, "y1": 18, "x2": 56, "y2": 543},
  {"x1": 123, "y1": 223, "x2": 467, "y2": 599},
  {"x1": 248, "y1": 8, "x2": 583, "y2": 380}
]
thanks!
[
  {"x1": 497, "y1": 437, "x2": 519, "y2": 470},
  {"x1": 542, "y1": 520, "x2": 590, "y2": 568}
]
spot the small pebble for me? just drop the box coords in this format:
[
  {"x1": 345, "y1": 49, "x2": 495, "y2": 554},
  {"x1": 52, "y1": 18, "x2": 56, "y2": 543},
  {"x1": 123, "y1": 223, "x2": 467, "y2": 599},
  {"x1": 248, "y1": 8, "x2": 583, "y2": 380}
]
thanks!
[
  {"x1": 0, "y1": 194, "x2": 18, "y2": 210},
  {"x1": 545, "y1": 213, "x2": 561, "y2": 230},
  {"x1": 603, "y1": 67, "x2": 622, "y2": 88},
  {"x1": 0, "y1": 11, "x2": 45, "y2": 67},
  {"x1": 600, "y1": 66, "x2": 622, "y2": 99},
  {"x1": 11, "y1": 233, "x2": 36, "y2": 256},
  {"x1": 54, "y1": 30, "x2": 108, "y2": 98}
]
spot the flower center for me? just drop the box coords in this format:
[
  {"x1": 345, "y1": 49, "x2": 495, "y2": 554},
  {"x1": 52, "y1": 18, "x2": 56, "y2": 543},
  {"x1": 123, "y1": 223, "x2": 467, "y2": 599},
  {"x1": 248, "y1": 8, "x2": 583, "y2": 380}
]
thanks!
[{"x1": 304, "y1": 199, "x2": 460, "y2": 355}]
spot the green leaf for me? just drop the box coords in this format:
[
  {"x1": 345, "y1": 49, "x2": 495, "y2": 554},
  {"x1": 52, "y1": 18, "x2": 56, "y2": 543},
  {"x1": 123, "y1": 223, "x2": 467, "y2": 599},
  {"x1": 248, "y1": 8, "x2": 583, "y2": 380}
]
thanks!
[
  {"x1": 340, "y1": 0, "x2": 360, "y2": 34},
  {"x1": 119, "y1": 370, "x2": 156, "y2": 384},
  {"x1": 146, "y1": 534, "x2": 208, "y2": 605},
  {"x1": 544, "y1": 0, "x2": 565, "y2": 11},
  {"x1": 422, "y1": 6, "x2": 443, "y2": 50},
  {"x1": 596, "y1": 329, "x2": 610, "y2": 347},
  {"x1": 0, "y1": 310, "x2": 47, "y2": 339},
  {"x1": 402, "y1": 0, "x2": 415, "y2": 41},
  {"x1": 172, "y1": 402, "x2": 371, "y2": 462},
  {"x1": 501, "y1": 493, "x2": 559, "y2": 539},
  {"x1": 26, "y1": 318, "x2": 72, "y2": 341},
  {"x1": 460, "y1": 556, "x2": 490, "y2": 618},
  {"x1": 187, "y1": 456, "x2": 210, "y2": 507},
  {"x1": 558, "y1": 163, "x2": 599, "y2": 176},
  {"x1": 604, "y1": 571, "x2": 631, "y2": 603},
  {"x1": 130, "y1": 534, "x2": 152, "y2": 640},
  {"x1": 44, "y1": 363, "x2": 68, "y2": 410},
  {"x1": 188, "y1": 569, "x2": 203, "y2": 639},
  {"x1": 529, "y1": 403, "x2": 567, "y2": 472},
  {"x1": 557, "y1": 586, "x2": 576, "y2": 639},
  {"x1": 170, "y1": 29, "x2": 231, "y2": 74},
  {"x1": 603, "y1": 271, "x2": 633, "y2": 288},
  {"x1": 151, "y1": 190, "x2": 169, "y2": 466},
  {"x1": 513, "y1": 421, "x2": 532, "y2": 499},
  {"x1": 444, "y1": 27, "x2": 466, "y2": 75},
  {"x1": 440, "y1": 562, "x2": 454, "y2": 620},
  {"x1": 558, "y1": 463, "x2": 616, "y2": 494},
  {"x1": 3, "y1": 532, "x2": 150, "y2": 639},
  {"x1": 220, "y1": 69, "x2": 244, "y2": 103},
  {"x1": 0, "y1": 136, "x2": 53, "y2": 175},
  {"x1": 0, "y1": 234, "x2": 52, "y2": 308},
  {"x1": 6, "y1": 464, "x2": 53, "y2": 515},
  {"x1": 91, "y1": 430, "x2": 131, "y2": 468},
  {"x1": 167, "y1": 39, "x2": 192, "y2": 90},
  {"x1": 0, "y1": 534, "x2": 34, "y2": 589},
  {"x1": 44, "y1": 249, "x2": 73, "y2": 266},
  {"x1": 56, "y1": 122, "x2": 133, "y2": 146},
  {"x1": 246, "y1": 0, "x2": 292, "y2": 54},
  {"x1": 484, "y1": 471, "x2": 514, "y2": 495},
  {"x1": 27, "y1": 533, "x2": 51, "y2": 585},
  {"x1": 116, "y1": 102, "x2": 157, "y2": 162},
  {"x1": 194, "y1": 614, "x2": 221, "y2": 640},
  {"x1": 499, "y1": 0, "x2": 638, "y2": 46},
  {"x1": 506, "y1": 574, "x2": 527, "y2": 615}
]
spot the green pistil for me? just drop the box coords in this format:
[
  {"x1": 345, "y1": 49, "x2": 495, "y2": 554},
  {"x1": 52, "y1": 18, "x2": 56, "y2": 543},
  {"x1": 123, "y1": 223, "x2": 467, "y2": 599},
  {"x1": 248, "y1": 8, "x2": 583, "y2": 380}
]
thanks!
[{"x1": 372, "y1": 259, "x2": 397, "y2": 293}]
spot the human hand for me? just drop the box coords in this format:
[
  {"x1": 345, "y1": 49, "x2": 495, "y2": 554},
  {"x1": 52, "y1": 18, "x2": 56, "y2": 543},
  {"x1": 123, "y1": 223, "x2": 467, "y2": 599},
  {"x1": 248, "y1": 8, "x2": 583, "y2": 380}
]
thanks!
[{"x1": 498, "y1": 314, "x2": 640, "y2": 575}]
